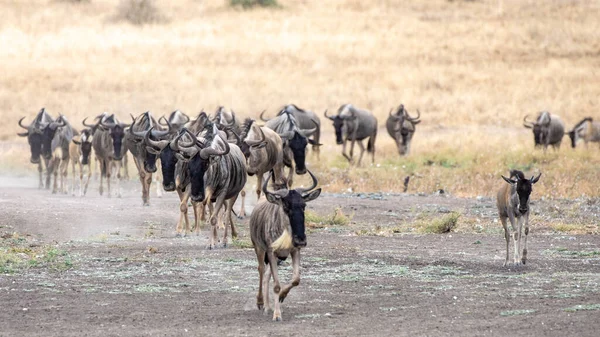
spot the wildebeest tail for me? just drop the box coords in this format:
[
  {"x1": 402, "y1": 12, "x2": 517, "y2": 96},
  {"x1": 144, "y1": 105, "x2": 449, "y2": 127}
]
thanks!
[{"x1": 367, "y1": 129, "x2": 377, "y2": 153}]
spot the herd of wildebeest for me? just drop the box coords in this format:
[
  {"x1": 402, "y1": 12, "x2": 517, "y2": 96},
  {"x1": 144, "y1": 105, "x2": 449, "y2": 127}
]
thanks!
[{"x1": 14, "y1": 104, "x2": 600, "y2": 321}]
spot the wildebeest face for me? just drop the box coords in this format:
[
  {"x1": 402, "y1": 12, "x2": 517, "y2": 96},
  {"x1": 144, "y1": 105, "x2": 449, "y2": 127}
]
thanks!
[
  {"x1": 159, "y1": 146, "x2": 177, "y2": 192},
  {"x1": 532, "y1": 125, "x2": 542, "y2": 147},
  {"x1": 568, "y1": 130, "x2": 578, "y2": 148},
  {"x1": 110, "y1": 125, "x2": 126, "y2": 160},
  {"x1": 188, "y1": 154, "x2": 209, "y2": 202},
  {"x1": 288, "y1": 132, "x2": 308, "y2": 175},
  {"x1": 331, "y1": 116, "x2": 344, "y2": 144},
  {"x1": 503, "y1": 174, "x2": 541, "y2": 214},
  {"x1": 27, "y1": 131, "x2": 43, "y2": 164},
  {"x1": 80, "y1": 142, "x2": 93, "y2": 165},
  {"x1": 280, "y1": 190, "x2": 308, "y2": 247},
  {"x1": 144, "y1": 152, "x2": 158, "y2": 173},
  {"x1": 41, "y1": 125, "x2": 59, "y2": 160}
]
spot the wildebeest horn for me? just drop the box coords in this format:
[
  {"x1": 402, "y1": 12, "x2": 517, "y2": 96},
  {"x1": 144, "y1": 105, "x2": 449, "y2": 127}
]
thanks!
[
  {"x1": 296, "y1": 169, "x2": 318, "y2": 195},
  {"x1": 245, "y1": 126, "x2": 266, "y2": 146},
  {"x1": 523, "y1": 115, "x2": 534, "y2": 129},
  {"x1": 262, "y1": 172, "x2": 290, "y2": 198},
  {"x1": 17, "y1": 131, "x2": 29, "y2": 137},
  {"x1": 298, "y1": 120, "x2": 318, "y2": 137},
  {"x1": 324, "y1": 110, "x2": 335, "y2": 121},
  {"x1": 158, "y1": 116, "x2": 171, "y2": 127},
  {"x1": 406, "y1": 109, "x2": 420, "y2": 122},
  {"x1": 82, "y1": 117, "x2": 98, "y2": 128},
  {"x1": 144, "y1": 127, "x2": 170, "y2": 151},
  {"x1": 199, "y1": 133, "x2": 230, "y2": 159},
  {"x1": 278, "y1": 130, "x2": 295, "y2": 140},
  {"x1": 18, "y1": 117, "x2": 30, "y2": 130},
  {"x1": 389, "y1": 109, "x2": 403, "y2": 121},
  {"x1": 259, "y1": 110, "x2": 269, "y2": 122}
]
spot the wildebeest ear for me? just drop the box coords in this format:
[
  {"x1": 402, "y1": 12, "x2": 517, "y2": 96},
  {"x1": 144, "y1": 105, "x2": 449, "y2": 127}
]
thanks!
[
  {"x1": 302, "y1": 188, "x2": 321, "y2": 202},
  {"x1": 265, "y1": 192, "x2": 282, "y2": 204},
  {"x1": 251, "y1": 142, "x2": 267, "y2": 150},
  {"x1": 501, "y1": 175, "x2": 516, "y2": 185},
  {"x1": 72, "y1": 139, "x2": 81, "y2": 145},
  {"x1": 531, "y1": 173, "x2": 542, "y2": 184},
  {"x1": 17, "y1": 132, "x2": 29, "y2": 137},
  {"x1": 145, "y1": 146, "x2": 161, "y2": 155}
]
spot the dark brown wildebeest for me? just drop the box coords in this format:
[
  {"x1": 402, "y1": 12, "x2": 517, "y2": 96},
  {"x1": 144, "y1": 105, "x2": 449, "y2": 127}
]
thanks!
[
  {"x1": 523, "y1": 111, "x2": 565, "y2": 150},
  {"x1": 496, "y1": 169, "x2": 541, "y2": 267},
  {"x1": 385, "y1": 104, "x2": 421, "y2": 156},
  {"x1": 69, "y1": 128, "x2": 94, "y2": 196},
  {"x1": 17, "y1": 108, "x2": 55, "y2": 189},
  {"x1": 250, "y1": 170, "x2": 321, "y2": 321},
  {"x1": 325, "y1": 104, "x2": 378, "y2": 166},
  {"x1": 566, "y1": 117, "x2": 600, "y2": 148}
]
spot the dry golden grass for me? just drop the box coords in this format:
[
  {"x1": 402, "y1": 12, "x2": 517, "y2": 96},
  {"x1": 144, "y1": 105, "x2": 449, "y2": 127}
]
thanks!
[{"x1": 1, "y1": 0, "x2": 599, "y2": 198}]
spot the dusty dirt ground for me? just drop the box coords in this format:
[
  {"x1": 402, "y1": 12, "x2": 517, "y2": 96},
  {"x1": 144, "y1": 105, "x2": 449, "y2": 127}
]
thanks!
[{"x1": 1, "y1": 173, "x2": 599, "y2": 337}]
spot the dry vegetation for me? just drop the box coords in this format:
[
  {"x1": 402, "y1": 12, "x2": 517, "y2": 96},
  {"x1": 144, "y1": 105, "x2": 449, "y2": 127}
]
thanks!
[{"x1": 1, "y1": 0, "x2": 599, "y2": 198}]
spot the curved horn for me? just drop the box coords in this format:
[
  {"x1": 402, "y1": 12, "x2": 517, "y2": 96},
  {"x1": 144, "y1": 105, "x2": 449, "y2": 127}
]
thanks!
[
  {"x1": 245, "y1": 126, "x2": 266, "y2": 146},
  {"x1": 17, "y1": 131, "x2": 29, "y2": 137},
  {"x1": 298, "y1": 120, "x2": 318, "y2": 137},
  {"x1": 259, "y1": 110, "x2": 269, "y2": 122},
  {"x1": 324, "y1": 110, "x2": 335, "y2": 121},
  {"x1": 144, "y1": 127, "x2": 170, "y2": 151},
  {"x1": 278, "y1": 130, "x2": 295, "y2": 140},
  {"x1": 262, "y1": 172, "x2": 289, "y2": 199},
  {"x1": 523, "y1": 115, "x2": 534, "y2": 128},
  {"x1": 18, "y1": 117, "x2": 30, "y2": 130},
  {"x1": 388, "y1": 109, "x2": 402, "y2": 121},
  {"x1": 158, "y1": 115, "x2": 170, "y2": 127},
  {"x1": 199, "y1": 134, "x2": 230, "y2": 159},
  {"x1": 82, "y1": 117, "x2": 98, "y2": 128},
  {"x1": 150, "y1": 128, "x2": 171, "y2": 139},
  {"x1": 296, "y1": 169, "x2": 318, "y2": 195},
  {"x1": 406, "y1": 109, "x2": 420, "y2": 122}
]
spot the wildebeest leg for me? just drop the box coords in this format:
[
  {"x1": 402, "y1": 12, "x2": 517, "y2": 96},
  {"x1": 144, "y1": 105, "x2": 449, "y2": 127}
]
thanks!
[
  {"x1": 254, "y1": 247, "x2": 266, "y2": 310},
  {"x1": 341, "y1": 139, "x2": 352, "y2": 162},
  {"x1": 500, "y1": 216, "x2": 510, "y2": 267},
  {"x1": 266, "y1": 249, "x2": 283, "y2": 321},
  {"x1": 98, "y1": 158, "x2": 105, "y2": 196},
  {"x1": 238, "y1": 189, "x2": 246, "y2": 218},
  {"x1": 224, "y1": 195, "x2": 239, "y2": 243},
  {"x1": 106, "y1": 160, "x2": 113, "y2": 198},
  {"x1": 83, "y1": 163, "x2": 91, "y2": 196},
  {"x1": 286, "y1": 163, "x2": 294, "y2": 188},
  {"x1": 123, "y1": 154, "x2": 130, "y2": 179},
  {"x1": 60, "y1": 157, "x2": 69, "y2": 194},
  {"x1": 155, "y1": 158, "x2": 163, "y2": 198},
  {"x1": 176, "y1": 188, "x2": 191, "y2": 236},
  {"x1": 522, "y1": 213, "x2": 530, "y2": 265},
  {"x1": 45, "y1": 158, "x2": 52, "y2": 190},
  {"x1": 38, "y1": 162, "x2": 44, "y2": 189},
  {"x1": 52, "y1": 157, "x2": 59, "y2": 194},
  {"x1": 71, "y1": 160, "x2": 77, "y2": 196},
  {"x1": 263, "y1": 261, "x2": 273, "y2": 313},
  {"x1": 209, "y1": 194, "x2": 226, "y2": 249},
  {"x1": 274, "y1": 249, "x2": 300, "y2": 321},
  {"x1": 356, "y1": 140, "x2": 366, "y2": 166},
  {"x1": 256, "y1": 173, "x2": 264, "y2": 200},
  {"x1": 114, "y1": 160, "x2": 122, "y2": 198},
  {"x1": 512, "y1": 217, "x2": 523, "y2": 266}
]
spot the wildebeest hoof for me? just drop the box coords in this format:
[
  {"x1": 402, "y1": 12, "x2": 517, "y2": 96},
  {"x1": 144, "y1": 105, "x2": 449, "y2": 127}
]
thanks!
[
  {"x1": 257, "y1": 303, "x2": 264, "y2": 310},
  {"x1": 273, "y1": 315, "x2": 282, "y2": 322},
  {"x1": 175, "y1": 233, "x2": 182, "y2": 238},
  {"x1": 143, "y1": 203, "x2": 150, "y2": 207}
]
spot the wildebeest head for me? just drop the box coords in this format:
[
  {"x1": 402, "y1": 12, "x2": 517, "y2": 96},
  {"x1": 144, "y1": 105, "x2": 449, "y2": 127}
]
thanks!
[
  {"x1": 72, "y1": 129, "x2": 94, "y2": 165},
  {"x1": 172, "y1": 125, "x2": 230, "y2": 202},
  {"x1": 40, "y1": 115, "x2": 67, "y2": 160},
  {"x1": 127, "y1": 112, "x2": 161, "y2": 172},
  {"x1": 275, "y1": 112, "x2": 317, "y2": 175},
  {"x1": 17, "y1": 110, "x2": 49, "y2": 164},
  {"x1": 566, "y1": 117, "x2": 592, "y2": 148},
  {"x1": 524, "y1": 112, "x2": 551, "y2": 147},
  {"x1": 502, "y1": 170, "x2": 541, "y2": 214},
  {"x1": 100, "y1": 117, "x2": 130, "y2": 161},
  {"x1": 144, "y1": 125, "x2": 179, "y2": 192},
  {"x1": 325, "y1": 106, "x2": 356, "y2": 145},
  {"x1": 389, "y1": 106, "x2": 421, "y2": 155},
  {"x1": 262, "y1": 169, "x2": 321, "y2": 248},
  {"x1": 242, "y1": 120, "x2": 269, "y2": 175}
]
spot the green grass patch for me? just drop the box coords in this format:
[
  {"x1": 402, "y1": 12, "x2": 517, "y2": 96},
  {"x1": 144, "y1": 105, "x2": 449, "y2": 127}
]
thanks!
[
  {"x1": 306, "y1": 207, "x2": 351, "y2": 229},
  {"x1": 417, "y1": 212, "x2": 461, "y2": 234},
  {"x1": 230, "y1": 0, "x2": 279, "y2": 9},
  {"x1": 0, "y1": 234, "x2": 74, "y2": 274},
  {"x1": 563, "y1": 304, "x2": 600, "y2": 312},
  {"x1": 230, "y1": 238, "x2": 253, "y2": 249},
  {"x1": 500, "y1": 309, "x2": 536, "y2": 316}
]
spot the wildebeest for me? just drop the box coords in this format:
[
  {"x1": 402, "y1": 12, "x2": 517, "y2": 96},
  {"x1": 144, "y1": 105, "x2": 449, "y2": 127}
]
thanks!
[
  {"x1": 250, "y1": 170, "x2": 321, "y2": 321},
  {"x1": 325, "y1": 104, "x2": 378, "y2": 165},
  {"x1": 126, "y1": 111, "x2": 165, "y2": 205},
  {"x1": 523, "y1": 111, "x2": 565, "y2": 150},
  {"x1": 91, "y1": 115, "x2": 130, "y2": 198},
  {"x1": 172, "y1": 125, "x2": 247, "y2": 248},
  {"x1": 69, "y1": 128, "x2": 94, "y2": 196},
  {"x1": 496, "y1": 169, "x2": 541, "y2": 266},
  {"x1": 262, "y1": 104, "x2": 322, "y2": 158},
  {"x1": 212, "y1": 106, "x2": 241, "y2": 141},
  {"x1": 566, "y1": 117, "x2": 600, "y2": 148},
  {"x1": 263, "y1": 109, "x2": 318, "y2": 187},
  {"x1": 40, "y1": 114, "x2": 75, "y2": 194},
  {"x1": 240, "y1": 118, "x2": 287, "y2": 201},
  {"x1": 84, "y1": 113, "x2": 130, "y2": 180},
  {"x1": 17, "y1": 108, "x2": 55, "y2": 189},
  {"x1": 386, "y1": 104, "x2": 421, "y2": 156}
]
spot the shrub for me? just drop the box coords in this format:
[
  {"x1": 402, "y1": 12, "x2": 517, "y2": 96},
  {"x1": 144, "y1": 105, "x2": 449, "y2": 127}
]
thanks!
[
  {"x1": 418, "y1": 212, "x2": 460, "y2": 234},
  {"x1": 116, "y1": 0, "x2": 165, "y2": 25},
  {"x1": 230, "y1": 0, "x2": 279, "y2": 9}
]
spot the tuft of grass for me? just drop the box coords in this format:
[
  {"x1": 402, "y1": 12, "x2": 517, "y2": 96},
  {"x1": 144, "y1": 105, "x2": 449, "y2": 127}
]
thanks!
[
  {"x1": 0, "y1": 241, "x2": 74, "y2": 274},
  {"x1": 230, "y1": 238, "x2": 254, "y2": 249},
  {"x1": 230, "y1": 0, "x2": 279, "y2": 9},
  {"x1": 306, "y1": 208, "x2": 352, "y2": 229},
  {"x1": 417, "y1": 212, "x2": 461, "y2": 234},
  {"x1": 563, "y1": 304, "x2": 600, "y2": 313},
  {"x1": 500, "y1": 309, "x2": 536, "y2": 316},
  {"x1": 116, "y1": 0, "x2": 166, "y2": 25}
]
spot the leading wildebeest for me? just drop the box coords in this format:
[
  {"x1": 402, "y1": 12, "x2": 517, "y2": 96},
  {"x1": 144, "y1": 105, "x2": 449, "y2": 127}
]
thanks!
[
  {"x1": 523, "y1": 111, "x2": 565, "y2": 150},
  {"x1": 92, "y1": 116, "x2": 130, "y2": 198},
  {"x1": 262, "y1": 104, "x2": 322, "y2": 158},
  {"x1": 325, "y1": 104, "x2": 378, "y2": 165},
  {"x1": 263, "y1": 109, "x2": 318, "y2": 187},
  {"x1": 496, "y1": 169, "x2": 541, "y2": 266},
  {"x1": 386, "y1": 104, "x2": 421, "y2": 156},
  {"x1": 17, "y1": 108, "x2": 54, "y2": 189},
  {"x1": 250, "y1": 170, "x2": 321, "y2": 321},
  {"x1": 126, "y1": 111, "x2": 164, "y2": 205},
  {"x1": 172, "y1": 125, "x2": 247, "y2": 248},
  {"x1": 69, "y1": 128, "x2": 94, "y2": 196},
  {"x1": 40, "y1": 114, "x2": 75, "y2": 194},
  {"x1": 566, "y1": 117, "x2": 600, "y2": 148}
]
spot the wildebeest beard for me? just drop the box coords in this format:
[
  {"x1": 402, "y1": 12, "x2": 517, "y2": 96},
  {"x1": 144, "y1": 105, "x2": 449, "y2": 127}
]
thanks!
[
  {"x1": 188, "y1": 154, "x2": 209, "y2": 202},
  {"x1": 160, "y1": 146, "x2": 178, "y2": 191},
  {"x1": 41, "y1": 126, "x2": 59, "y2": 160},
  {"x1": 287, "y1": 132, "x2": 308, "y2": 175}
]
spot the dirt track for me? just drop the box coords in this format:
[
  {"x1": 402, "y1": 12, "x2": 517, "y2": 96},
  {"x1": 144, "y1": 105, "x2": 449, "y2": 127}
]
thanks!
[{"x1": 1, "y1": 174, "x2": 599, "y2": 337}]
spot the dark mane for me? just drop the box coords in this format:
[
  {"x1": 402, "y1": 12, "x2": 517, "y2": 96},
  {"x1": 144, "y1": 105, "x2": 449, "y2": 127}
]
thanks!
[
  {"x1": 509, "y1": 169, "x2": 525, "y2": 180},
  {"x1": 574, "y1": 117, "x2": 593, "y2": 129}
]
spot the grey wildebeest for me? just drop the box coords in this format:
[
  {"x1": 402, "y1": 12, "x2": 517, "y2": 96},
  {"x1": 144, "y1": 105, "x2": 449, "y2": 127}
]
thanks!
[
  {"x1": 92, "y1": 116, "x2": 130, "y2": 198},
  {"x1": 567, "y1": 117, "x2": 600, "y2": 148},
  {"x1": 250, "y1": 170, "x2": 321, "y2": 321},
  {"x1": 69, "y1": 128, "x2": 94, "y2": 196},
  {"x1": 496, "y1": 169, "x2": 541, "y2": 266},
  {"x1": 261, "y1": 104, "x2": 322, "y2": 158},
  {"x1": 523, "y1": 111, "x2": 565, "y2": 150},
  {"x1": 386, "y1": 104, "x2": 421, "y2": 156},
  {"x1": 239, "y1": 118, "x2": 287, "y2": 212},
  {"x1": 172, "y1": 125, "x2": 247, "y2": 248},
  {"x1": 212, "y1": 106, "x2": 241, "y2": 141},
  {"x1": 17, "y1": 108, "x2": 55, "y2": 189},
  {"x1": 39, "y1": 114, "x2": 75, "y2": 194},
  {"x1": 263, "y1": 109, "x2": 318, "y2": 187},
  {"x1": 325, "y1": 104, "x2": 378, "y2": 165},
  {"x1": 126, "y1": 111, "x2": 165, "y2": 205},
  {"x1": 84, "y1": 113, "x2": 131, "y2": 180}
]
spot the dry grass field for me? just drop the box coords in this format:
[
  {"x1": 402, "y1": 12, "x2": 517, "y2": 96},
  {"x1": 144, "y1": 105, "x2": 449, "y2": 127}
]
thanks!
[{"x1": 1, "y1": 0, "x2": 599, "y2": 197}]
